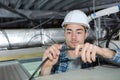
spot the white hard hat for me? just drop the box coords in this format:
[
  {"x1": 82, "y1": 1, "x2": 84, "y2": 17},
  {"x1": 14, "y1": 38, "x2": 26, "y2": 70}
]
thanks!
[{"x1": 62, "y1": 10, "x2": 90, "y2": 29}]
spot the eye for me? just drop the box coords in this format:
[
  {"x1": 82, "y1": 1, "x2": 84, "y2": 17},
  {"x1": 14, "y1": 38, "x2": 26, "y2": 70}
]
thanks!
[
  {"x1": 66, "y1": 31, "x2": 71, "y2": 34},
  {"x1": 77, "y1": 31, "x2": 82, "y2": 34}
]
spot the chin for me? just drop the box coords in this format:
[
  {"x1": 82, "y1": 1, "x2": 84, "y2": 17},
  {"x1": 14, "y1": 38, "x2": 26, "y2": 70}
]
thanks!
[
  {"x1": 67, "y1": 42, "x2": 77, "y2": 48},
  {"x1": 70, "y1": 45, "x2": 76, "y2": 48}
]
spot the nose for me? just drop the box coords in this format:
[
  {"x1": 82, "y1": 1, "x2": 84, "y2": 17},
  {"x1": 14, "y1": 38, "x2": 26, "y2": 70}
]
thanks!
[{"x1": 71, "y1": 32, "x2": 76, "y2": 39}]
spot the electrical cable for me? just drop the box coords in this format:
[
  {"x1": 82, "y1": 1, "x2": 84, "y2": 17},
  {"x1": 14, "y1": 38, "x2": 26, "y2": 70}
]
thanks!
[
  {"x1": 109, "y1": 41, "x2": 120, "y2": 49},
  {"x1": 31, "y1": 16, "x2": 55, "y2": 29},
  {"x1": 102, "y1": 17, "x2": 110, "y2": 40},
  {"x1": 22, "y1": 16, "x2": 54, "y2": 40},
  {"x1": 22, "y1": 16, "x2": 55, "y2": 48},
  {"x1": 106, "y1": 24, "x2": 120, "y2": 48},
  {"x1": 25, "y1": 33, "x2": 57, "y2": 47},
  {"x1": 28, "y1": 57, "x2": 49, "y2": 80},
  {"x1": 28, "y1": 48, "x2": 81, "y2": 80}
]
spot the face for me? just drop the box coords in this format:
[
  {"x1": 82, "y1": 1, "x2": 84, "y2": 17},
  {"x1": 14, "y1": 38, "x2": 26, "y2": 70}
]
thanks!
[{"x1": 64, "y1": 24, "x2": 87, "y2": 48}]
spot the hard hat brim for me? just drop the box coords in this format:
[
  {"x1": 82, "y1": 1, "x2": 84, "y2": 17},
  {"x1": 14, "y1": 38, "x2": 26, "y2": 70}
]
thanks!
[{"x1": 62, "y1": 22, "x2": 89, "y2": 29}]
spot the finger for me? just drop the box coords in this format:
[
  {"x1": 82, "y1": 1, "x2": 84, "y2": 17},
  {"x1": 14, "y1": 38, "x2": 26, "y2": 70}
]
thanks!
[
  {"x1": 43, "y1": 50, "x2": 54, "y2": 61},
  {"x1": 75, "y1": 44, "x2": 83, "y2": 56},
  {"x1": 86, "y1": 53, "x2": 92, "y2": 63},
  {"x1": 53, "y1": 45, "x2": 61, "y2": 55},
  {"x1": 47, "y1": 51, "x2": 54, "y2": 60},
  {"x1": 91, "y1": 46, "x2": 97, "y2": 62},
  {"x1": 49, "y1": 47, "x2": 58, "y2": 59},
  {"x1": 86, "y1": 44, "x2": 93, "y2": 63},
  {"x1": 43, "y1": 50, "x2": 49, "y2": 61},
  {"x1": 81, "y1": 43, "x2": 89, "y2": 63}
]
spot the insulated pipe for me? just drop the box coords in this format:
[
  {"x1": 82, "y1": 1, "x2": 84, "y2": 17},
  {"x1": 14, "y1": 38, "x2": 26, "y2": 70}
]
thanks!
[
  {"x1": 0, "y1": 28, "x2": 65, "y2": 49},
  {"x1": 88, "y1": 5, "x2": 120, "y2": 22}
]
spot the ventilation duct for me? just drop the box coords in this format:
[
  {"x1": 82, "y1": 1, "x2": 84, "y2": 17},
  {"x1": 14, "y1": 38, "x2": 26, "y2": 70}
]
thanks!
[{"x1": 0, "y1": 28, "x2": 65, "y2": 49}]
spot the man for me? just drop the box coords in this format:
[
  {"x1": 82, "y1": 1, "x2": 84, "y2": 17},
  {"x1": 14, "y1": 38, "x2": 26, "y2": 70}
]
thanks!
[{"x1": 40, "y1": 10, "x2": 120, "y2": 76}]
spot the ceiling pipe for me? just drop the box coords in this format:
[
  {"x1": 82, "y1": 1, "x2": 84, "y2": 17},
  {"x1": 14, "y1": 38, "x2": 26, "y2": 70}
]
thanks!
[
  {"x1": 88, "y1": 5, "x2": 120, "y2": 22},
  {"x1": 0, "y1": 28, "x2": 65, "y2": 50}
]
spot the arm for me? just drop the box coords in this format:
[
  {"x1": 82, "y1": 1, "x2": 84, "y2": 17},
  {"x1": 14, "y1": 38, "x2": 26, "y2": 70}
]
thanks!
[
  {"x1": 75, "y1": 43, "x2": 117, "y2": 63},
  {"x1": 40, "y1": 64, "x2": 53, "y2": 76},
  {"x1": 96, "y1": 47, "x2": 116, "y2": 59},
  {"x1": 40, "y1": 44, "x2": 62, "y2": 76}
]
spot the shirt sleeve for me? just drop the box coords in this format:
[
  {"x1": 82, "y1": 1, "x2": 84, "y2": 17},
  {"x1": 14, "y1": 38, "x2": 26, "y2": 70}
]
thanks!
[{"x1": 112, "y1": 49, "x2": 120, "y2": 63}]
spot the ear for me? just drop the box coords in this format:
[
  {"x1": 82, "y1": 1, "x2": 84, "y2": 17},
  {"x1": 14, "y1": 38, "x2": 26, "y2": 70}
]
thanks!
[{"x1": 85, "y1": 31, "x2": 89, "y2": 39}]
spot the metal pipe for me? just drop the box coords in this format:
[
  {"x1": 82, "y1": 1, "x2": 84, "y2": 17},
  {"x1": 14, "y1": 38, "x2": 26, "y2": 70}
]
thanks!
[
  {"x1": 88, "y1": 5, "x2": 120, "y2": 22},
  {"x1": 0, "y1": 28, "x2": 65, "y2": 49}
]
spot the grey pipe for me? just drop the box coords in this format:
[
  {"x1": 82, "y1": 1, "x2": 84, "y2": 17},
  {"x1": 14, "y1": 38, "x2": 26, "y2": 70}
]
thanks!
[{"x1": 0, "y1": 28, "x2": 65, "y2": 49}]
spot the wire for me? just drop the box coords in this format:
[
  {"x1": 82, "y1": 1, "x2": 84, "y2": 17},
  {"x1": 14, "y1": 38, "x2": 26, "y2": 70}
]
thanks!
[
  {"x1": 28, "y1": 57, "x2": 49, "y2": 80},
  {"x1": 109, "y1": 41, "x2": 120, "y2": 49},
  {"x1": 106, "y1": 24, "x2": 120, "y2": 48},
  {"x1": 28, "y1": 48, "x2": 81, "y2": 80},
  {"x1": 22, "y1": 16, "x2": 55, "y2": 45},
  {"x1": 25, "y1": 33, "x2": 57, "y2": 47},
  {"x1": 21, "y1": 16, "x2": 56, "y2": 48},
  {"x1": 31, "y1": 16, "x2": 55, "y2": 29}
]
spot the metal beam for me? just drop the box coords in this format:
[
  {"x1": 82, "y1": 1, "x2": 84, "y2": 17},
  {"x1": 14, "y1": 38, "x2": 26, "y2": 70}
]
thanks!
[
  {"x1": 0, "y1": 9, "x2": 65, "y2": 19},
  {"x1": 0, "y1": 3, "x2": 119, "y2": 19},
  {"x1": 43, "y1": 0, "x2": 62, "y2": 10},
  {"x1": 53, "y1": 0, "x2": 75, "y2": 10},
  {"x1": 24, "y1": 0, "x2": 36, "y2": 9}
]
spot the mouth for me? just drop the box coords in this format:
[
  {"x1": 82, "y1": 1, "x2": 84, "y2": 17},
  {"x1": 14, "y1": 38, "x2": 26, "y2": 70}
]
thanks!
[{"x1": 71, "y1": 41, "x2": 78, "y2": 45}]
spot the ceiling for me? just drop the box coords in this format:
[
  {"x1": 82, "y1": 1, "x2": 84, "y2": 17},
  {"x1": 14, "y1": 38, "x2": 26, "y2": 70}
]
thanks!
[{"x1": 0, "y1": 0, "x2": 120, "y2": 29}]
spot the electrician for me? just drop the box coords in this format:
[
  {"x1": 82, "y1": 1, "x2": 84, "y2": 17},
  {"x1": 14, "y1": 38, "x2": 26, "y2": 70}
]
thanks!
[{"x1": 40, "y1": 10, "x2": 120, "y2": 76}]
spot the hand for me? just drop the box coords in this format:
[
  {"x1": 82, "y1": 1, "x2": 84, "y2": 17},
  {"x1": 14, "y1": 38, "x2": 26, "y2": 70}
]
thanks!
[
  {"x1": 42, "y1": 44, "x2": 62, "y2": 67},
  {"x1": 75, "y1": 43, "x2": 116, "y2": 63},
  {"x1": 75, "y1": 43, "x2": 99, "y2": 63}
]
